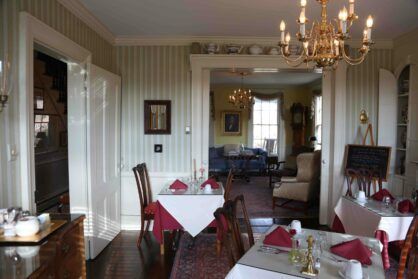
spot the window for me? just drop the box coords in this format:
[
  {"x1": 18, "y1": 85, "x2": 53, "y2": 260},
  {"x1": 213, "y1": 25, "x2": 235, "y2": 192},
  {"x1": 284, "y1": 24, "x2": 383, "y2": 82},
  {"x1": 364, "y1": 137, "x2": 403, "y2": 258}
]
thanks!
[
  {"x1": 314, "y1": 95, "x2": 322, "y2": 149},
  {"x1": 34, "y1": 114, "x2": 49, "y2": 149},
  {"x1": 252, "y1": 98, "x2": 279, "y2": 153}
]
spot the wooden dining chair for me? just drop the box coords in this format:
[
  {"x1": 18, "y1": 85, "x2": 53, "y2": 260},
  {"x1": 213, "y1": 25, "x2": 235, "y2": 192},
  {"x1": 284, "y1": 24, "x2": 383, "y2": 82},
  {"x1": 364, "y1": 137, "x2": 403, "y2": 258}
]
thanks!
[
  {"x1": 132, "y1": 163, "x2": 156, "y2": 248},
  {"x1": 344, "y1": 168, "x2": 358, "y2": 197},
  {"x1": 214, "y1": 195, "x2": 254, "y2": 266},
  {"x1": 345, "y1": 168, "x2": 383, "y2": 198},
  {"x1": 357, "y1": 168, "x2": 374, "y2": 197},
  {"x1": 397, "y1": 211, "x2": 418, "y2": 279}
]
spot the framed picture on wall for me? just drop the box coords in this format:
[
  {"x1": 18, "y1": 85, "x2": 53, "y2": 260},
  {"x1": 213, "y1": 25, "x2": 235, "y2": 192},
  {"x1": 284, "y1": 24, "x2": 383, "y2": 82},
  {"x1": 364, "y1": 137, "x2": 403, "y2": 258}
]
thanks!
[
  {"x1": 144, "y1": 100, "x2": 171, "y2": 134},
  {"x1": 222, "y1": 111, "x2": 241, "y2": 136}
]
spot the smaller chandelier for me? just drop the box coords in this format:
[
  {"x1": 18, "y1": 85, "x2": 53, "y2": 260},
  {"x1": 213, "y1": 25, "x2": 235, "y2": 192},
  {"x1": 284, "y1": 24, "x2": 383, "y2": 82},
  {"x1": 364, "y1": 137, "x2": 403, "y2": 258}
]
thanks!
[
  {"x1": 228, "y1": 73, "x2": 254, "y2": 109},
  {"x1": 278, "y1": 0, "x2": 374, "y2": 69}
]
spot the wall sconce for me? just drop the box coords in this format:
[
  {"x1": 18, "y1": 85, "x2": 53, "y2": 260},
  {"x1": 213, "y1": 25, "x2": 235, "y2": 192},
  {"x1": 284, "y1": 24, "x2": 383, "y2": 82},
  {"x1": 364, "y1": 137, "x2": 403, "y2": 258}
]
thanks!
[{"x1": 0, "y1": 54, "x2": 11, "y2": 113}]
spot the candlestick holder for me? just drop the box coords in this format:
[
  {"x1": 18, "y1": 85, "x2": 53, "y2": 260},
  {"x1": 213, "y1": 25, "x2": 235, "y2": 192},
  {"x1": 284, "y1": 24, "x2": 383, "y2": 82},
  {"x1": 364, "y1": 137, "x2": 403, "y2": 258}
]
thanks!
[{"x1": 301, "y1": 235, "x2": 319, "y2": 276}]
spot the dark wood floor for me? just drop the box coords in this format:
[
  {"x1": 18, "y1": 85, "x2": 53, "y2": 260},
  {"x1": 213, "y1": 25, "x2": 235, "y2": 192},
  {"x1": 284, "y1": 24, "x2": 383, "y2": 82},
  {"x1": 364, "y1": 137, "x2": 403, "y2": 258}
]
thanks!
[{"x1": 86, "y1": 217, "x2": 322, "y2": 279}]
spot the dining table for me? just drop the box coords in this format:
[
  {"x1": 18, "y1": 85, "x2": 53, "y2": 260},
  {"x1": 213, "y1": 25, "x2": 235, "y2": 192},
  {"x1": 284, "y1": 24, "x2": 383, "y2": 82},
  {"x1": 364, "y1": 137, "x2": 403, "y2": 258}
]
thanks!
[
  {"x1": 333, "y1": 196, "x2": 414, "y2": 269},
  {"x1": 152, "y1": 179, "x2": 224, "y2": 254},
  {"x1": 226, "y1": 224, "x2": 385, "y2": 279}
]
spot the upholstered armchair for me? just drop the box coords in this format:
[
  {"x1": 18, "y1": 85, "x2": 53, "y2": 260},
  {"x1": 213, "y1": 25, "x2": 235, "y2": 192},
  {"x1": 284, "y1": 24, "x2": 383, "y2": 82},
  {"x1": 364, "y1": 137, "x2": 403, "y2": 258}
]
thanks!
[{"x1": 272, "y1": 151, "x2": 321, "y2": 210}]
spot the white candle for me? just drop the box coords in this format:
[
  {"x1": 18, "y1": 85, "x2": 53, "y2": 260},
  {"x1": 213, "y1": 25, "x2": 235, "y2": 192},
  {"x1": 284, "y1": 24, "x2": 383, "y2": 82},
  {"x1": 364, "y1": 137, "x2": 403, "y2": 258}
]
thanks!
[
  {"x1": 279, "y1": 20, "x2": 286, "y2": 43},
  {"x1": 366, "y1": 15, "x2": 373, "y2": 40},
  {"x1": 334, "y1": 40, "x2": 340, "y2": 56},
  {"x1": 349, "y1": 0, "x2": 355, "y2": 16},
  {"x1": 367, "y1": 29, "x2": 372, "y2": 40},
  {"x1": 299, "y1": 12, "x2": 306, "y2": 37}
]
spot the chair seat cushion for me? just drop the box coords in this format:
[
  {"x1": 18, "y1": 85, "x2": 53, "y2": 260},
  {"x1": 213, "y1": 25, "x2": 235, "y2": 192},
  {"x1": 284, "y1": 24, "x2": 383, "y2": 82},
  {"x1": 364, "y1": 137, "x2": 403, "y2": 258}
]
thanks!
[
  {"x1": 144, "y1": 202, "x2": 157, "y2": 215},
  {"x1": 273, "y1": 182, "x2": 312, "y2": 202}
]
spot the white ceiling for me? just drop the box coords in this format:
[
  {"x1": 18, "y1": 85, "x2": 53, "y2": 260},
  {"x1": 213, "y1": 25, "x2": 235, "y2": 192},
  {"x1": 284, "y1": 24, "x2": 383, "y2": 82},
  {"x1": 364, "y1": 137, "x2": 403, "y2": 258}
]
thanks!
[
  {"x1": 80, "y1": 0, "x2": 418, "y2": 40},
  {"x1": 210, "y1": 70, "x2": 322, "y2": 86}
]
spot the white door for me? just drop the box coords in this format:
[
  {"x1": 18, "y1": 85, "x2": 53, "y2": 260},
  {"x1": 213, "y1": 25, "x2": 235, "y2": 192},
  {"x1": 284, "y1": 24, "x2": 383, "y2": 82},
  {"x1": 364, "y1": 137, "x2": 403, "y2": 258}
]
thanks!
[{"x1": 87, "y1": 65, "x2": 121, "y2": 259}]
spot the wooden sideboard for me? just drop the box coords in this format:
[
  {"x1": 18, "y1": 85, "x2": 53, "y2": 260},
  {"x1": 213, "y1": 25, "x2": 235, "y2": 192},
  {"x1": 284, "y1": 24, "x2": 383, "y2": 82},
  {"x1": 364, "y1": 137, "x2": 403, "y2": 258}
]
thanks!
[{"x1": 0, "y1": 214, "x2": 86, "y2": 279}]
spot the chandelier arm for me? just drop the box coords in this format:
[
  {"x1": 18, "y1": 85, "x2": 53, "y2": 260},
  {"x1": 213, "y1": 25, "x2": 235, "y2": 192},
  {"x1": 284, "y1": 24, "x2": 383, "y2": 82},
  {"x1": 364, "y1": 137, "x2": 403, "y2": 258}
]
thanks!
[
  {"x1": 341, "y1": 45, "x2": 368, "y2": 64},
  {"x1": 285, "y1": 58, "x2": 306, "y2": 68},
  {"x1": 279, "y1": 47, "x2": 306, "y2": 64}
]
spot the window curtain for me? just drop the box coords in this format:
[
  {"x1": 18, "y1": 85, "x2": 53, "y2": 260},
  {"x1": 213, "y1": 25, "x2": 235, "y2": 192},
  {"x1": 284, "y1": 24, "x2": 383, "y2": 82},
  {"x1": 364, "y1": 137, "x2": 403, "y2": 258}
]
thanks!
[{"x1": 249, "y1": 92, "x2": 284, "y2": 120}]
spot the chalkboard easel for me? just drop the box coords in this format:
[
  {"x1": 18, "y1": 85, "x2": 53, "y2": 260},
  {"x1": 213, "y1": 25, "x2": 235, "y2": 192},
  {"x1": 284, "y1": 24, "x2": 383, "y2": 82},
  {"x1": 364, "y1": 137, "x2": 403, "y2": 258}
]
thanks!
[{"x1": 345, "y1": 144, "x2": 391, "y2": 181}]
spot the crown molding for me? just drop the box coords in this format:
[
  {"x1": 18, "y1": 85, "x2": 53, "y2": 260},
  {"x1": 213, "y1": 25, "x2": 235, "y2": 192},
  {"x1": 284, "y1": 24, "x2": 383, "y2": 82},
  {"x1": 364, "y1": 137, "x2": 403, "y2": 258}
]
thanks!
[
  {"x1": 52, "y1": 1, "x2": 395, "y2": 50},
  {"x1": 56, "y1": 0, "x2": 115, "y2": 45},
  {"x1": 114, "y1": 35, "x2": 393, "y2": 49}
]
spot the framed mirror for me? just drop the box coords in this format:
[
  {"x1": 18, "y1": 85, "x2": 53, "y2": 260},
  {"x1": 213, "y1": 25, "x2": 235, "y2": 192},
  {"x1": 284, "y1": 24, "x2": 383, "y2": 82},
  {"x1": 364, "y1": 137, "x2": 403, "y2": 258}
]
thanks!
[{"x1": 144, "y1": 100, "x2": 171, "y2": 134}]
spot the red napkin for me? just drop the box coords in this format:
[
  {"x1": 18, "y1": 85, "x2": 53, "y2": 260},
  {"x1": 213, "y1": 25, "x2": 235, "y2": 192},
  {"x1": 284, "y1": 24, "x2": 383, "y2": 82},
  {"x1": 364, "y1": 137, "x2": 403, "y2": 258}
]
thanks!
[
  {"x1": 200, "y1": 178, "x2": 220, "y2": 189},
  {"x1": 398, "y1": 199, "x2": 415, "y2": 213},
  {"x1": 372, "y1": 189, "x2": 394, "y2": 202},
  {"x1": 263, "y1": 227, "x2": 292, "y2": 248},
  {"x1": 330, "y1": 238, "x2": 372, "y2": 265},
  {"x1": 169, "y1": 179, "x2": 188, "y2": 190}
]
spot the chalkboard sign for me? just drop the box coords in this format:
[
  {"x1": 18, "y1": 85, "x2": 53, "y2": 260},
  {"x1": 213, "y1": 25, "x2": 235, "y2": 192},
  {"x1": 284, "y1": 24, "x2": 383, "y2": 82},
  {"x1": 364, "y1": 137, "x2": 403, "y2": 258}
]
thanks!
[{"x1": 345, "y1": 144, "x2": 391, "y2": 181}]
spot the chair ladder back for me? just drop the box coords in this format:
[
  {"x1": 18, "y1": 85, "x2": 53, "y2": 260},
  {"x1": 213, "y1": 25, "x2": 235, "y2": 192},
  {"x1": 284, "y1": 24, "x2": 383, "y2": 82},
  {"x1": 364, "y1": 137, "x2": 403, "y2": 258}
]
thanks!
[
  {"x1": 233, "y1": 195, "x2": 254, "y2": 247},
  {"x1": 357, "y1": 169, "x2": 373, "y2": 197},
  {"x1": 132, "y1": 165, "x2": 147, "y2": 214},
  {"x1": 397, "y1": 213, "x2": 418, "y2": 279},
  {"x1": 224, "y1": 169, "x2": 234, "y2": 200},
  {"x1": 138, "y1": 163, "x2": 153, "y2": 209},
  {"x1": 229, "y1": 195, "x2": 254, "y2": 260},
  {"x1": 345, "y1": 169, "x2": 358, "y2": 197},
  {"x1": 214, "y1": 205, "x2": 236, "y2": 268}
]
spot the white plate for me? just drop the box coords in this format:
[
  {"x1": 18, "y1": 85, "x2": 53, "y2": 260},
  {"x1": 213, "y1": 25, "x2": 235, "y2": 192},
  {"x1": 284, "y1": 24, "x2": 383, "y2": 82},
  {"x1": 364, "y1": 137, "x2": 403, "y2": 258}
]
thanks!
[{"x1": 338, "y1": 269, "x2": 369, "y2": 279}]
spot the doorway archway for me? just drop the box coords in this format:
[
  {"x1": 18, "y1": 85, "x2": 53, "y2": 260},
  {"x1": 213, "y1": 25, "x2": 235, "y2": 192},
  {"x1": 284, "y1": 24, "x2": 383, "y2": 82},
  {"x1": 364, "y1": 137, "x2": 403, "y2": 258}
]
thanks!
[{"x1": 190, "y1": 55, "x2": 348, "y2": 225}]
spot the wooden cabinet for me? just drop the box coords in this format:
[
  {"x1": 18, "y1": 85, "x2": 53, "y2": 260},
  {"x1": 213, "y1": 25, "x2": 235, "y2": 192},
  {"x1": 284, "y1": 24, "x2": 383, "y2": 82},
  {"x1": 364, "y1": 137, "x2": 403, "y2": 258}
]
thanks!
[{"x1": 0, "y1": 215, "x2": 86, "y2": 279}]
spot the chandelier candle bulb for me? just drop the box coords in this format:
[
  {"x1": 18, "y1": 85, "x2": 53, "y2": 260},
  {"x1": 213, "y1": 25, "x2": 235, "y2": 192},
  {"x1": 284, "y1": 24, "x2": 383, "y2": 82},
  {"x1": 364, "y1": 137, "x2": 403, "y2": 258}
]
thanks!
[
  {"x1": 285, "y1": 32, "x2": 291, "y2": 53},
  {"x1": 339, "y1": 7, "x2": 348, "y2": 33},
  {"x1": 280, "y1": 20, "x2": 286, "y2": 43},
  {"x1": 334, "y1": 40, "x2": 340, "y2": 56},
  {"x1": 363, "y1": 29, "x2": 368, "y2": 42},
  {"x1": 299, "y1": 12, "x2": 306, "y2": 37},
  {"x1": 366, "y1": 15, "x2": 373, "y2": 40}
]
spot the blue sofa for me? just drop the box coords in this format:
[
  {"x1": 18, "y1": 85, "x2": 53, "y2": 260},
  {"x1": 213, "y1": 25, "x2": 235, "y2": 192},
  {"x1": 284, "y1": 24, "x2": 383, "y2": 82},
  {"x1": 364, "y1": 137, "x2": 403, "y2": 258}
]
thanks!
[{"x1": 209, "y1": 146, "x2": 268, "y2": 173}]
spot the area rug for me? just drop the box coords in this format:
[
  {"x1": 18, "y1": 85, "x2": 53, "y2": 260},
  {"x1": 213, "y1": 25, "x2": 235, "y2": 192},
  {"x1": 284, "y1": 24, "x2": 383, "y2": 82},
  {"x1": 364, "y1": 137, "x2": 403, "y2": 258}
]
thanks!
[
  {"x1": 225, "y1": 176, "x2": 319, "y2": 219},
  {"x1": 169, "y1": 233, "x2": 230, "y2": 279}
]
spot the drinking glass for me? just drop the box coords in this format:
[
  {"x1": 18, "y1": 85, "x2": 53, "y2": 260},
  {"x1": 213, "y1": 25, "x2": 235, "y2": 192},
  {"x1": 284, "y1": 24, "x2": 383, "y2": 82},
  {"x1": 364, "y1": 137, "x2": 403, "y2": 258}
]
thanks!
[{"x1": 383, "y1": 196, "x2": 391, "y2": 208}]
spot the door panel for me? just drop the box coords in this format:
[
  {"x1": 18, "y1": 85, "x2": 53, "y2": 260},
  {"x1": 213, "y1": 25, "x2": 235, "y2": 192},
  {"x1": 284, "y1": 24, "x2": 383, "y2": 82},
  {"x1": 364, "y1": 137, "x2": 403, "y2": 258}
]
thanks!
[{"x1": 87, "y1": 65, "x2": 121, "y2": 259}]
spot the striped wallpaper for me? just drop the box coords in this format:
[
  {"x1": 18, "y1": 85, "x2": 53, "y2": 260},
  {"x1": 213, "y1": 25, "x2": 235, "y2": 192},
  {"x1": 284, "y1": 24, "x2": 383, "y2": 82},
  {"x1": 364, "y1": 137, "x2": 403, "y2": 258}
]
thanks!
[
  {"x1": 0, "y1": 0, "x2": 116, "y2": 208},
  {"x1": 346, "y1": 49, "x2": 393, "y2": 144},
  {"x1": 0, "y1": 0, "x2": 399, "y2": 211},
  {"x1": 116, "y1": 46, "x2": 192, "y2": 173}
]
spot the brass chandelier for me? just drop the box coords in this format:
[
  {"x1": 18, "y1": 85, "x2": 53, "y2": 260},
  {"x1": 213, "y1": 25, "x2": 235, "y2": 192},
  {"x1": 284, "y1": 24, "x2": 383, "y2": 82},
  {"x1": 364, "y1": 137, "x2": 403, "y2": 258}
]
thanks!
[
  {"x1": 278, "y1": 0, "x2": 374, "y2": 69},
  {"x1": 228, "y1": 73, "x2": 254, "y2": 109}
]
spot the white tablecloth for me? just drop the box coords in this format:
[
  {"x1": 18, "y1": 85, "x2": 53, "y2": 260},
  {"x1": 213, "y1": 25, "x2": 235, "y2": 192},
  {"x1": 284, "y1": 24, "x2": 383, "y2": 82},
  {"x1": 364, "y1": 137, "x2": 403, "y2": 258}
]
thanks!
[
  {"x1": 157, "y1": 185, "x2": 224, "y2": 237},
  {"x1": 226, "y1": 225, "x2": 385, "y2": 279},
  {"x1": 334, "y1": 197, "x2": 414, "y2": 242}
]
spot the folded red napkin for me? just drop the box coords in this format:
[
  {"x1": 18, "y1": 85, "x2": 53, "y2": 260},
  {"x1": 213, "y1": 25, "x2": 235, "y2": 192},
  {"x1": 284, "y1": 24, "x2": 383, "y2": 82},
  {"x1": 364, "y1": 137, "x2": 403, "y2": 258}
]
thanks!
[
  {"x1": 372, "y1": 189, "x2": 394, "y2": 202},
  {"x1": 330, "y1": 238, "x2": 372, "y2": 265},
  {"x1": 200, "y1": 178, "x2": 220, "y2": 189},
  {"x1": 263, "y1": 227, "x2": 292, "y2": 248},
  {"x1": 398, "y1": 199, "x2": 414, "y2": 213},
  {"x1": 169, "y1": 179, "x2": 188, "y2": 190}
]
